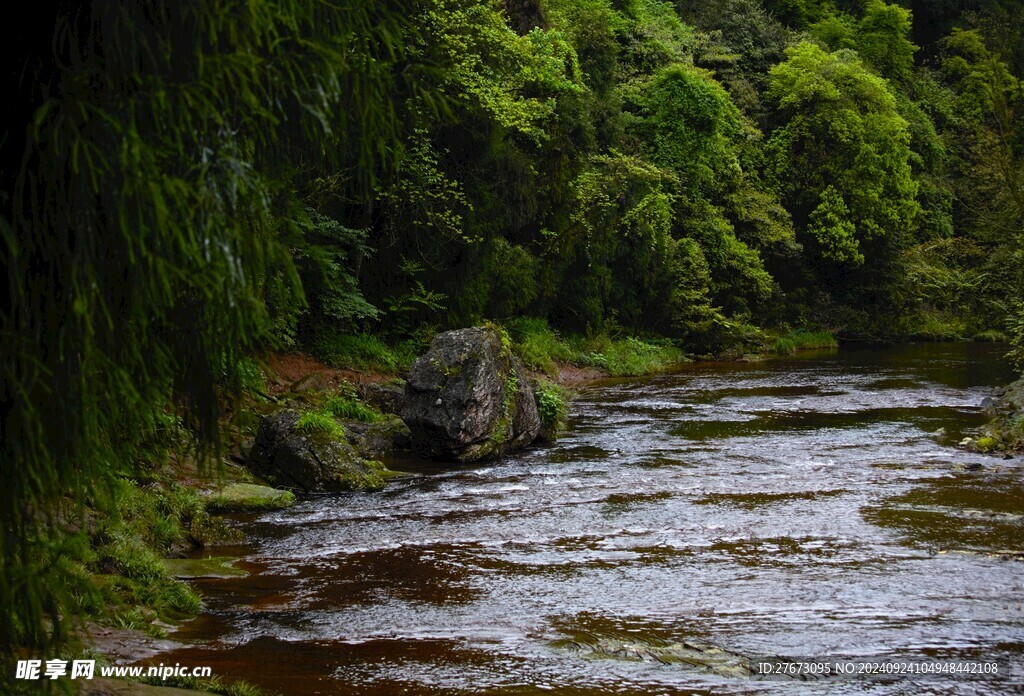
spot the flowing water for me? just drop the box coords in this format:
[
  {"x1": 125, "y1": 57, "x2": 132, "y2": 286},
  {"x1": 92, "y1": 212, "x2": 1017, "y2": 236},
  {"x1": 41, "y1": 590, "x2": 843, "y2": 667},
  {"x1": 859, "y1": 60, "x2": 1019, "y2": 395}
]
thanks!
[{"x1": 157, "y1": 343, "x2": 1024, "y2": 694}]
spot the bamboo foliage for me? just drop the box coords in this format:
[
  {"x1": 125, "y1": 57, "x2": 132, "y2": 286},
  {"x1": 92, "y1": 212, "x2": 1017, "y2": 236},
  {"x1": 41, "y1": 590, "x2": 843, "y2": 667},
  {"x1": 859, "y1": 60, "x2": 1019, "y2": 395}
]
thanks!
[{"x1": 0, "y1": 0, "x2": 421, "y2": 652}]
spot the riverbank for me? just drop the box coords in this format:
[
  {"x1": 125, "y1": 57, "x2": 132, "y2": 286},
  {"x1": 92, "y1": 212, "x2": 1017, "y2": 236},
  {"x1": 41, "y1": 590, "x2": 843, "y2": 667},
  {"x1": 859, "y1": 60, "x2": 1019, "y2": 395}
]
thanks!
[
  {"x1": 135, "y1": 341, "x2": 1024, "y2": 694},
  {"x1": 39, "y1": 322, "x2": 873, "y2": 695},
  {"x1": 971, "y1": 376, "x2": 1024, "y2": 453},
  {"x1": 50, "y1": 323, "x2": 819, "y2": 672},
  {"x1": 51, "y1": 333, "x2": 1024, "y2": 696}
]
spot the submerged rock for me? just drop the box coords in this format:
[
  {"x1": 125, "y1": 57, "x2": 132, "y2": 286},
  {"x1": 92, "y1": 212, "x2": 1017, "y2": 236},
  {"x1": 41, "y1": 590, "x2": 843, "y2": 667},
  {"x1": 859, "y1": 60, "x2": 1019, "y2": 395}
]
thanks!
[
  {"x1": 205, "y1": 483, "x2": 295, "y2": 512},
  {"x1": 558, "y1": 635, "x2": 823, "y2": 681},
  {"x1": 248, "y1": 410, "x2": 392, "y2": 492},
  {"x1": 402, "y1": 326, "x2": 541, "y2": 462},
  {"x1": 162, "y1": 557, "x2": 248, "y2": 579}
]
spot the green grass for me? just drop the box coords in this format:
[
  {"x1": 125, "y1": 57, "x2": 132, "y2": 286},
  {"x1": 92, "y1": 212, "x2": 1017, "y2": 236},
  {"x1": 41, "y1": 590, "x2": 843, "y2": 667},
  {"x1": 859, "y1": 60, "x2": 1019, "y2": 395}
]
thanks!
[
  {"x1": 768, "y1": 329, "x2": 838, "y2": 355},
  {"x1": 294, "y1": 411, "x2": 344, "y2": 438},
  {"x1": 507, "y1": 317, "x2": 574, "y2": 374},
  {"x1": 892, "y1": 309, "x2": 969, "y2": 341},
  {"x1": 324, "y1": 395, "x2": 384, "y2": 422},
  {"x1": 312, "y1": 330, "x2": 421, "y2": 373},
  {"x1": 974, "y1": 329, "x2": 1008, "y2": 342},
  {"x1": 82, "y1": 481, "x2": 219, "y2": 629},
  {"x1": 570, "y1": 335, "x2": 687, "y2": 376},
  {"x1": 507, "y1": 317, "x2": 686, "y2": 377}
]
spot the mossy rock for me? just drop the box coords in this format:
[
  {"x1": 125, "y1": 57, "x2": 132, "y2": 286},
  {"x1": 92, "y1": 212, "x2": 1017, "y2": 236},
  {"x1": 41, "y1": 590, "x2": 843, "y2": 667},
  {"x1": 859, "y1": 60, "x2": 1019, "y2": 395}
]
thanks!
[
  {"x1": 346, "y1": 416, "x2": 412, "y2": 459},
  {"x1": 403, "y1": 326, "x2": 540, "y2": 462},
  {"x1": 206, "y1": 483, "x2": 295, "y2": 512},
  {"x1": 162, "y1": 556, "x2": 248, "y2": 579},
  {"x1": 976, "y1": 436, "x2": 999, "y2": 452},
  {"x1": 249, "y1": 410, "x2": 397, "y2": 492}
]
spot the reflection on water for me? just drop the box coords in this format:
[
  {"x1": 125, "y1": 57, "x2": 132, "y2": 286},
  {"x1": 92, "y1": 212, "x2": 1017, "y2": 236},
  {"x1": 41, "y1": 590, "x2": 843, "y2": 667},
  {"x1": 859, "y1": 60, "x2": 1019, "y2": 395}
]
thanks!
[{"x1": 156, "y1": 343, "x2": 1024, "y2": 694}]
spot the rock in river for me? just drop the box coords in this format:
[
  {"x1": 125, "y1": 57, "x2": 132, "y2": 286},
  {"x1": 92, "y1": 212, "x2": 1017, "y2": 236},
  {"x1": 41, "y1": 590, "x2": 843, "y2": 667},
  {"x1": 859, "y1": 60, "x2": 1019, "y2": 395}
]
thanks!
[
  {"x1": 248, "y1": 410, "x2": 392, "y2": 492},
  {"x1": 402, "y1": 326, "x2": 541, "y2": 461}
]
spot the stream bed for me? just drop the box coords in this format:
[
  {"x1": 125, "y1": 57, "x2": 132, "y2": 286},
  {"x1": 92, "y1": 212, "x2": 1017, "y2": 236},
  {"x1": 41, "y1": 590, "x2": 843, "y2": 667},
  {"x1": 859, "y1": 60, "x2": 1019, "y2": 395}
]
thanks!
[{"x1": 156, "y1": 343, "x2": 1024, "y2": 694}]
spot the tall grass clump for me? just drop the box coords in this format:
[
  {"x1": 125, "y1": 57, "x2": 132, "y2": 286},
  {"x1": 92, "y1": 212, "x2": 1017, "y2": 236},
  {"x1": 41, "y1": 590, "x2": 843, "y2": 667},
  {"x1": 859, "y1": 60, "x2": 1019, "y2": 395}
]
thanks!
[
  {"x1": 770, "y1": 329, "x2": 838, "y2": 355},
  {"x1": 507, "y1": 317, "x2": 574, "y2": 375},
  {"x1": 312, "y1": 331, "x2": 408, "y2": 373},
  {"x1": 571, "y1": 335, "x2": 686, "y2": 376}
]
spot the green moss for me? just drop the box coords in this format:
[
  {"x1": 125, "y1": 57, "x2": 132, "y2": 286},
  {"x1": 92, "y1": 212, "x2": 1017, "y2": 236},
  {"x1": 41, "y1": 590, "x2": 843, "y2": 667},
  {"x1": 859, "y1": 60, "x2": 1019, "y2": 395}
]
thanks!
[
  {"x1": 976, "y1": 436, "x2": 999, "y2": 452},
  {"x1": 206, "y1": 483, "x2": 295, "y2": 512},
  {"x1": 335, "y1": 459, "x2": 391, "y2": 491},
  {"x1": 163, "y1": 557, "x2": 248, "y2": 579}
]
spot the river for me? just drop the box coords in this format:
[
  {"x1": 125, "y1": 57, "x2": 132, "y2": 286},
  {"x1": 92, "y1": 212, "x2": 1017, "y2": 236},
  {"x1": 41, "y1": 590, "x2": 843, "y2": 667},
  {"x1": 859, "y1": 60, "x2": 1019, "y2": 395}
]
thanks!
[{"x1": 157, "y1": 343, "x2": 1024, "y2": 694}]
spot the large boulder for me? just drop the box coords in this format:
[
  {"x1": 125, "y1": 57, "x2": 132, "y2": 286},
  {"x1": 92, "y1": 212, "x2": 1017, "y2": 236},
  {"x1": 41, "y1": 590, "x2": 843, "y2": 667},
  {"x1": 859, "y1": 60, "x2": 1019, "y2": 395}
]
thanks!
[
  {"x1": 402, "y1": 327, "x2": 541, "y2": 461},
  {"x1": 359, "y1": 380, "x2": 407, "y2": 416},
  {"x1": 248, "y1": 410, "x2": 391, "y2": 492},
  {"x1": 345, "y1": 416, "x2": 412, "y2": 459}
]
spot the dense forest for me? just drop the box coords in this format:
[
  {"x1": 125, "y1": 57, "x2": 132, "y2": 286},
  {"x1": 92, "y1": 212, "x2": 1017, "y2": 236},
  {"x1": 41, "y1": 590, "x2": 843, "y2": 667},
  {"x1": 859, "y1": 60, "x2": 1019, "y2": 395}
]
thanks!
[{"x1": 3, "y1": 0, "x2": 1023, "y2": 675}]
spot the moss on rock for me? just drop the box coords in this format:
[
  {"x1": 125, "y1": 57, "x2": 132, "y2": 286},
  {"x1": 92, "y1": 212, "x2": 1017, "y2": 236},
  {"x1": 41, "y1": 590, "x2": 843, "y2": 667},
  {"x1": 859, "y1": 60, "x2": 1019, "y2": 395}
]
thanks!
[
  {"x1": 162, "y1": 556, "x2": 248, "y2": 579},
  {"x1": 205, "y1": 483, "x2": 295, "y2": 512}
]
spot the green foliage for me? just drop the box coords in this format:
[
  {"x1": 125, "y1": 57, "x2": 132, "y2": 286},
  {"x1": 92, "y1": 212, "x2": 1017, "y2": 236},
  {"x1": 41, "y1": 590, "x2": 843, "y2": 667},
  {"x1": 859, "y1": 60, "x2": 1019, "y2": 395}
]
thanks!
[
  {"x1": 1, "y1": 0, "x2": 434, "y2": 652},
  {"x1": 807, "y1": 186, "x2": 863, "y2": 265},
  {"x1": 5, "y1": 0, "x2": 1024, "y2": 662},
  {"x1": 508, "y1": 317, "x2": 576, "y2": 374},
  {"x1": 557, "y1": 152, "x2": 677, "y2": 330},
  {"x1": 1008, "y1": 305, "x2": 1024, "y2": 372},
  {"x1": 974, "y1": 330, "x2": 1008, "y2": 343},
  {"x1": 570, "y1": 334, "x2": 686, "y2": 376},
  {"x1": 294, "y1": 412, "x2": 345, "y2": 439},
  {"x1": 769, "y1": 329, "x2": 838, "y2": 354},
  {"x1": 535, "y1": 380, "x2": 570, "y2": 438},
  {"x1": 809, "y1": 12, "x2": 857, "y2": 51},
  {"x1": 766, "y1": 42, "x2": 920, "y2": 294},
  {"x1": 291, "y1": 209, "x2": 379, "y2": 328},
  {"x1": 382, "y1": 260, "x2": 450, "y2": 336},
  {"x1": 325, "y1": 396, "x2": 385, "y2": 423},
  {"x1": 857, "y1": 1, "x2": 918, "y2": 81},
  {"x1": 312, "y1": 331, "x2": 411, "y2": 374},
  {"x1": 631, "y1": 63, "x2": 743, "y2": 198},
  {"x1": 762, "y1": 0, "x2": 822, "y2": 29}
]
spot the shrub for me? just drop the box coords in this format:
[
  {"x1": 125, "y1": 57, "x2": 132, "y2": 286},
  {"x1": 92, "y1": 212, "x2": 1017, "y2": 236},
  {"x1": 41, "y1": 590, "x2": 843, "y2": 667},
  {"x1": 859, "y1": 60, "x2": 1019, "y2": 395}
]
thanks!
[
  {"x1": 535, "y1": 380, "x2": 569, "y2": 439},
  {"x1": 508, "y1": 317, "x2": 574, "y2": 374}
]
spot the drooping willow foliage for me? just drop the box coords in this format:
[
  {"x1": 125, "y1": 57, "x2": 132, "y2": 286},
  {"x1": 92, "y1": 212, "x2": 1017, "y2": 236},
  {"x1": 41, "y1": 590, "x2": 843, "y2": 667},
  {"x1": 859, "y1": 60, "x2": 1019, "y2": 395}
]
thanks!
[
  {"x1": 4, "y1": 0, "x2": 1024, "y2": 661},
  {"x1": 0, "y1": 0, "x2": 429, "y2": 653}
]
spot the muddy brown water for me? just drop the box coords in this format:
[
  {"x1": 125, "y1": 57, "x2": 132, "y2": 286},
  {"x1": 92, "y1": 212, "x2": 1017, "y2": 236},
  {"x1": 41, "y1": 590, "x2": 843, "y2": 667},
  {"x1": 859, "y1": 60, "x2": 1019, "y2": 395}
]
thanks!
[{"x1": 156, "y1": 343, "x2": 1024, "y2": 694}]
